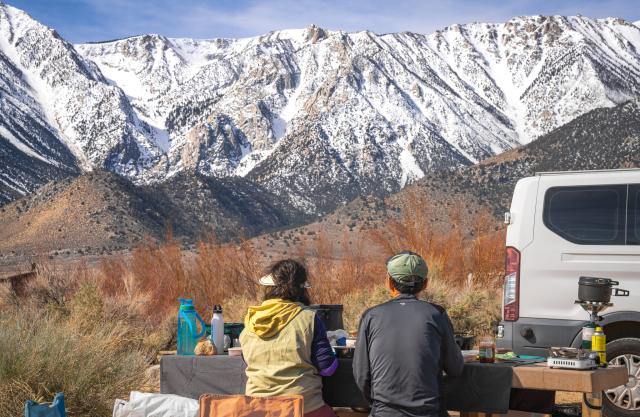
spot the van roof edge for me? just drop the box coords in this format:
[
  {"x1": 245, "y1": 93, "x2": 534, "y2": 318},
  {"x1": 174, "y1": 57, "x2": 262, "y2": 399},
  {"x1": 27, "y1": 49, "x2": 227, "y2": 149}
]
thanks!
[{"x1": 535, "y1": 168, "x2": 640, "y2": 176}]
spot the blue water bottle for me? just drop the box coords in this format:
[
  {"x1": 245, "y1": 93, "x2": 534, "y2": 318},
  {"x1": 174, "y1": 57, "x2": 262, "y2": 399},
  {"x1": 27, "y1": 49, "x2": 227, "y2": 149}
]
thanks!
[{"x1": 177, "y1": 298, "x2": 206, "y2": 355}]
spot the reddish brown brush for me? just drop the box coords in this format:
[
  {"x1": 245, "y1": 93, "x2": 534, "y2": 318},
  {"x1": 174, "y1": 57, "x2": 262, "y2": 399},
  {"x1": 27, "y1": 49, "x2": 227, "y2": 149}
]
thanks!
[
  {"x1": 9, "y1": 187, "x2": 505, "y2": 328},
  {"x1": 90, "y1": 189, "x2": 505, "y2": 323},
  {"x1": 94, "y1": 234, "x2": 262, "y2": 320},
  {"x1": 370, "y1": 191, "x2": 505, "y2": 288}
]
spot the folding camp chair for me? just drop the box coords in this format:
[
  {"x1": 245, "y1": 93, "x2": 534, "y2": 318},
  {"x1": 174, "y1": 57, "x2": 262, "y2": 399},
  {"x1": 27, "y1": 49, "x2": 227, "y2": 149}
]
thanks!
[{"x1": 199, "y1": 394, "x2": 304, "y2": 417}]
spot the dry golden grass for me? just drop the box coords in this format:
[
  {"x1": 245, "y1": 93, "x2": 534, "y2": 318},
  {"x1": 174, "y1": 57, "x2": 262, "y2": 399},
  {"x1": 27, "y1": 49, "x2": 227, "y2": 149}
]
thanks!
[{"x1": 0, "y1": 301, "x2": 151, "y2": 417}]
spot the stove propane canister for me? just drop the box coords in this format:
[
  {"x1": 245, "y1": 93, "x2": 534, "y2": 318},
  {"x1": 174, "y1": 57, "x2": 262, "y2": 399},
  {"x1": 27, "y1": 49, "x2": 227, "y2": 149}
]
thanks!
[{"x1": 591, "y1": 326, "x2": 606, "y2": 366}]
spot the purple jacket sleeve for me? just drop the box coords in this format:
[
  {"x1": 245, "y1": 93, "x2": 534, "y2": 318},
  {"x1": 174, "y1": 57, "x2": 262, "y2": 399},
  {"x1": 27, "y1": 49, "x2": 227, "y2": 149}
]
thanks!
[{"x1": 311, "y1": 314, "x2": 338, "y2": 376}]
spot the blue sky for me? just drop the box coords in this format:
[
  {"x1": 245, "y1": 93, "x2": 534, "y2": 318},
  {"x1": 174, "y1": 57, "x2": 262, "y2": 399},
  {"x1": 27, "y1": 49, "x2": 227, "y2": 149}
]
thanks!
[{"x1": 6, "y1": 0, "x2": 640, "y2": 43}]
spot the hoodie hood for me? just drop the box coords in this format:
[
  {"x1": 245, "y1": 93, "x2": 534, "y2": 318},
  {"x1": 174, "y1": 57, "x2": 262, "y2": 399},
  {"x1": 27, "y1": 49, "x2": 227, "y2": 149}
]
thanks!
[{"x1": 244, "y1": 299, "x2": 303, "y2": 339}]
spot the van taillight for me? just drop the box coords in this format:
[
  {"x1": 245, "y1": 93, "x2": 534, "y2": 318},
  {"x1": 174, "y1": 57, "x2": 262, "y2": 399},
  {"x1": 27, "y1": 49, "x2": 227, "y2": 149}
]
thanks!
[{"x1": 503, "y1": 247, "x2": 520, "y2": 322}]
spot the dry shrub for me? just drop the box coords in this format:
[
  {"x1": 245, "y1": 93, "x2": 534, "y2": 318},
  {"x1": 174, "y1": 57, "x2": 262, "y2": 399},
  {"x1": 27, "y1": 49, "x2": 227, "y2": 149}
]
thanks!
[
  {"x1": 0, "y1": 380, "x2": 42, "y2": 417},
  {"x1": 128, "y1": 237, "x2": 188, "y2": 314},
  {"x1": 446, "y1": 286, "x2": 502, "y2": 337},
  {"x1": 87, "y1": 189, "x2": 505, "y2": 333},
  {"x1": 26, "y1": 263, "x2": 80, "y2": 308},
  {"x1": 372, "y1": 191, "x2": 505, "y2": 288},
  {"x1": 341, "y1": 281, "x2": 501, "y2": 336},
  {"x1": 189, "y1": 239, "x2": 261, "y2": 313},
  {"x1": 0, "y1": 282, "x2": 12, "y2": 309},
  {"x1": 0, "y1": 304, "x2": 147, "y2": 417},
  {"x1": 0, "y1": 271, "x2": 173, "y2": 417},
  {"x1": 341, "y1": 284, "x2": 392, "y2": 330},
  {"x1": 303, "y1": 190, "x2": 505, "y2": 334},
  {"x1": 303, "y1": 232, "x2": 385, "y2": 304},
  {"x1": 97, "y1": 235, "x2": 261, "y2": 321}
]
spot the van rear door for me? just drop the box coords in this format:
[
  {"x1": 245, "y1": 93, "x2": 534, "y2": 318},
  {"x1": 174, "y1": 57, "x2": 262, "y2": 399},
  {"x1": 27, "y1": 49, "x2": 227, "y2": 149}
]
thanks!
[{"x1": 520, "y1": 174, "x2": 640, "y2": 321}]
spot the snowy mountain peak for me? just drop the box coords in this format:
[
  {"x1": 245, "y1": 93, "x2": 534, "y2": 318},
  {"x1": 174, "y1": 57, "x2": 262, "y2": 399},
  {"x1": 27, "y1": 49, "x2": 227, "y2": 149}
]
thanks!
[{"x1": 2, "y1": 5, "x2": 640, "y2": 214}]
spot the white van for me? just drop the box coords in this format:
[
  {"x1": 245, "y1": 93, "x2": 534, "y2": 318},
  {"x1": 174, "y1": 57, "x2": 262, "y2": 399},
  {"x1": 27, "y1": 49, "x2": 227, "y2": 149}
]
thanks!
[{"x1": 496, "y1": 168, "x2": 640, "y2": 416}]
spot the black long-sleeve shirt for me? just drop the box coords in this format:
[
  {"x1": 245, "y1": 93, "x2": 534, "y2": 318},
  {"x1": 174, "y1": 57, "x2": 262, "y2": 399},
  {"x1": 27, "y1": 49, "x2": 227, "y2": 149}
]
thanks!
[{"x1": 353, "y1": 294, "x2": 464, "y2": 417}]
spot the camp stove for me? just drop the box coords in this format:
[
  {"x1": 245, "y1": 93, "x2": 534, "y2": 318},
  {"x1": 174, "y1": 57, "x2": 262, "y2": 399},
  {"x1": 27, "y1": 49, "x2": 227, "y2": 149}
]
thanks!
[
  {"x1": 548, "y1": 277, "x2": 629, "y2": 370},
  {"x1": 575, "y1": 300, "x2": 613, "y2": 324},
  {"x1": 547, "y1": 347, "x2": 598, "y2": 370}
]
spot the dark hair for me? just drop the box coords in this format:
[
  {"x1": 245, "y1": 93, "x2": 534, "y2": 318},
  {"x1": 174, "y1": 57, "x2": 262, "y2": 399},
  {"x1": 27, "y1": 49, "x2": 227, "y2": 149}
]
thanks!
[
  {"x1": 390, "y1": 275, "x2": 425, "y2": 295},
  {"x1": 264, "y1": 259, "x2": 311, "y2": 305}
]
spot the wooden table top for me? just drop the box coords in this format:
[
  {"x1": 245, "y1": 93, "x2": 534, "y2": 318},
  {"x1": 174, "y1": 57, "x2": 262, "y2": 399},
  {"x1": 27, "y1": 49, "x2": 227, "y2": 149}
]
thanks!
[{"x1": 511, "y1": 363, "x2": 628, "y2": 393}]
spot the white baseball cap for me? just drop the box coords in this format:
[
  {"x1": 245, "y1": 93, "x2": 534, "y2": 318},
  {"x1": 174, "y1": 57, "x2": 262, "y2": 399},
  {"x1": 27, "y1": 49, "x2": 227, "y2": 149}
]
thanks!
[{"x1": 258, "y1": 273, "x2": 311, "y2": 288}]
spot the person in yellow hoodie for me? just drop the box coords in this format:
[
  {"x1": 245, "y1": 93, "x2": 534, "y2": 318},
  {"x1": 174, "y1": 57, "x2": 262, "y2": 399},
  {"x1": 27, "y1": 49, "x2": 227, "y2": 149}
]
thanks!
[{"x1": 240, "y1": 259, "x2": 338, "y2": 417}]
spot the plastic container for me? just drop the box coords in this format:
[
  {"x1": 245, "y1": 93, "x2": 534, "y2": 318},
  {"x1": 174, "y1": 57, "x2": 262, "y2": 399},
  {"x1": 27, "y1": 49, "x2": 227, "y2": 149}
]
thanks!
[
  {"x1": 581, "y1": 322, "x2": 596, "y2": 349},
  {"x1": 177, "y1": 298, "x2": 206, "y2": 355},
  {"x1": 25, "y1": 392, "x2": 66, "y2": 417},
  {"x1": 455, "y1": 334, "x2": 475, "y2": 350},
  {"x1": 228, "y1": 347, "x2": 243, "y2": 357},
  {"x1": 211, "y1": 305, "x2": 224, "y2": 355}
]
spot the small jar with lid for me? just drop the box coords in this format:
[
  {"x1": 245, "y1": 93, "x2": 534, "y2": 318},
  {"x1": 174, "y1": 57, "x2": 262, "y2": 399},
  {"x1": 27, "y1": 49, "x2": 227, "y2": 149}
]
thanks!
[{"x1": 478, "y1": 335, "x2": 496, "y2": 363}]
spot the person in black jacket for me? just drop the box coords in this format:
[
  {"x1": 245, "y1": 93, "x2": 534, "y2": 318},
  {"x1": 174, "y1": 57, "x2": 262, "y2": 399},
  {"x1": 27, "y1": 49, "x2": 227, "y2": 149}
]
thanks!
[{"x1": 353, "y1": 251, "x2": 464, "y2": 417}]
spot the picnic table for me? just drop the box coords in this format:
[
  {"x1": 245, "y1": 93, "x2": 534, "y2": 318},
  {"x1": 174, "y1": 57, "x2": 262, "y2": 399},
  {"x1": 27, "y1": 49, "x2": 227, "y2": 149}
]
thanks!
[
  {"x1": 507, "y1": 363, "x2": 627, "y2": 417},
  {"x1": 160, "y1": 356, "x2": 627, "y2": 417}
]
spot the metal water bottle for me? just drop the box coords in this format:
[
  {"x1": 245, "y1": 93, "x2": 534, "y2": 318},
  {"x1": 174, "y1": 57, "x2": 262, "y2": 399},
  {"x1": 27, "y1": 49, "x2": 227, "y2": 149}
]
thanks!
[
  {"x1": 591, "y1": 326, "x2": 606, "y2": 366},
  {"x1": 211, "y1": 304, "x2": 224, "y2": 355}
]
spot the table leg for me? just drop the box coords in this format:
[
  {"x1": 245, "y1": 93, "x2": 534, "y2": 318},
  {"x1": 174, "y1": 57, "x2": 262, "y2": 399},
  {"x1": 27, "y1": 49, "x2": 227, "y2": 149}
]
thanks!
[{"x1": 582, "y1": 392, "x2": 602, "y2": 417}]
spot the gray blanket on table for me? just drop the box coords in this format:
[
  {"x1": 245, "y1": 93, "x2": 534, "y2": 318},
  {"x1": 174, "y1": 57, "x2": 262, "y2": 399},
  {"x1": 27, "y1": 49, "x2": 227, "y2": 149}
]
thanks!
[{"x1": 161, "y1": 356, "x2": 530, "y2": 414}]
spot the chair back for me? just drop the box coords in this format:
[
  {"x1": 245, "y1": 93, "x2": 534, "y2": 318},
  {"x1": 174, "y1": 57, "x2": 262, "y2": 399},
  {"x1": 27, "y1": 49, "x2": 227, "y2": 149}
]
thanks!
[{"x1": 199, "y1": 394, "x2": 303, "y2": 417}]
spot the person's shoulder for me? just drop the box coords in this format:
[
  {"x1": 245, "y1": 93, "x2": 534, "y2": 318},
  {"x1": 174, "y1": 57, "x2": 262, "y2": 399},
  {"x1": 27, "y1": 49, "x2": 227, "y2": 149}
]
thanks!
[
  {"x1": 416, "y1": 300, "x2": 448, "y2": 316},
  {"x1": 426, "y1": 301, "x2": 447, "y2": 314},
  {"x1": 299, "y1": 307, "x2": 317, "y2": 320},
  {"x1": 359, "y1": 301, "x2": 390, "y2": 319}
]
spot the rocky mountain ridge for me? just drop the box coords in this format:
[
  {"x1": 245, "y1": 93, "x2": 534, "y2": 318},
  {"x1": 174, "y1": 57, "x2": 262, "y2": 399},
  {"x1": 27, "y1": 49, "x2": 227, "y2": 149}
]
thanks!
[
  {"x1": 2, "y1": 98, "x2": 637, "y2": 264},
  {"x1": 294, "y1": 98, "x2": 640, "y2": 240},
  {"x1": 0, "y1": 170, "x2": 304, "y2": 259},
  {"x1": 2, "y1": 3, "x2": 640, "y2": 213}
]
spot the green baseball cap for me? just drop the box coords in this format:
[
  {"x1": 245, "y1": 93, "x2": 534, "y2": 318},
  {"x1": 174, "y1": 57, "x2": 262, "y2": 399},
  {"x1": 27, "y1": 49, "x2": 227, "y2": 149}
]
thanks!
[{"x1": 386, "y1": 251, "x2": 428, "y2": 285}]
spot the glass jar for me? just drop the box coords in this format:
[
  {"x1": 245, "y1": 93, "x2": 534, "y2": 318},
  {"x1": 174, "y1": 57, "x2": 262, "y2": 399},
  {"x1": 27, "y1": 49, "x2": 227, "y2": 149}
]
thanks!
[{"x1": 478, "y1": 335, "x2": 496, "y2": 363}]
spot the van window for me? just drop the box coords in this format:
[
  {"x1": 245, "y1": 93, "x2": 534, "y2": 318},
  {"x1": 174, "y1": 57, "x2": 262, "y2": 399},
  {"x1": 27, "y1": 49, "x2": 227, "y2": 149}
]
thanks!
[
  {"x1": 543, "y1": 185, "x2": 626, "y2": 245},
  {"x1": 629, "y1": 185, "x2": 640, "y2": 245}
]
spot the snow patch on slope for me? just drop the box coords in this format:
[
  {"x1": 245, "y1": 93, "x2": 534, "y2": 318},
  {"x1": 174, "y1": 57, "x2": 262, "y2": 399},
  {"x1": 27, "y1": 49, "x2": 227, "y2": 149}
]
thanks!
[
  {"x1": 0, "y1": 8, "x2": 90, "y2": 169},
  {"x1": 0, "y1": 126, "x2": 56, "y2": 165}
]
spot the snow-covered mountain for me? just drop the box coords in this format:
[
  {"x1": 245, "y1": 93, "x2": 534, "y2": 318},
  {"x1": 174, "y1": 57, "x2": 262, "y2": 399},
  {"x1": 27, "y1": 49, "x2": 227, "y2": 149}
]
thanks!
[
  {"x1": 2, "y1": 2, "x2": 640, "y2": 212},
  {"x1": 0, "y1": 3, "x2": 166, "y2": 203}
]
